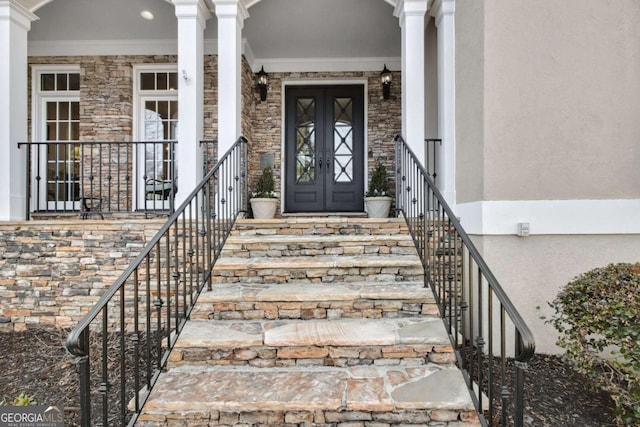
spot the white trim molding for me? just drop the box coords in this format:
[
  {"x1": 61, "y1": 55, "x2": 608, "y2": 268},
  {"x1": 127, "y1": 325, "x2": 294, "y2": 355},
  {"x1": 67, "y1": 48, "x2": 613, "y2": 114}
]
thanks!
[
  {"x1": 250, "y1": 57, "x2": 401, "y2": 73},
  {"x1": 28, "y1": 39, "x2": 179, "y2": 56},
  {"x1": 279, "y1": 79, "x2": 369, "y2": 215},
  {"x1": 456, "y1": 199, "x2": 640, "y2": 236}
]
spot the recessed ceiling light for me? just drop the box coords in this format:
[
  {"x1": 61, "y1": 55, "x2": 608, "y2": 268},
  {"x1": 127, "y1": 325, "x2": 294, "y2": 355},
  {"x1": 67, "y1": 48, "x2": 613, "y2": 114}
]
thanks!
[{"x1": 140, "y1": 10, "x2": 154, "y2": 20}]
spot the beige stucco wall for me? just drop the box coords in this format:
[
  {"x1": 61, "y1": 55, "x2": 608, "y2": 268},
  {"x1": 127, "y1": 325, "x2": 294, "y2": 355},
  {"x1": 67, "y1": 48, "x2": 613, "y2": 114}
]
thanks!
[
  {"x1": 457, "y1": 0, "x2": 640, "y2": 202},
  {"x1": 474, "y1": 233, "x2": 640, "y2": 354},
  {"x1": 455, "y1": 0, "x2": 485, "y2": 204}
]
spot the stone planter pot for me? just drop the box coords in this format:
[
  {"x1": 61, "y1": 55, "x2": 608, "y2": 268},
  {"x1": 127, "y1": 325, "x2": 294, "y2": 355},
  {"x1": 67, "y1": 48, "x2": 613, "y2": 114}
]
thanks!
[
  {"x1": 364, "y1": 196, "x2": 392, "y2": 218},
  {"x1": 250, "y1": 198, "x2": 278, "y2": 219}
]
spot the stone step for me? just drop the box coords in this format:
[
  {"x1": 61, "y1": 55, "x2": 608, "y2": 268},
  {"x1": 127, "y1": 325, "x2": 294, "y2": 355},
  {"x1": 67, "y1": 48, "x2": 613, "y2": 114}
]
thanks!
[
  {"x1": 137, "y1": 365, "x2": 479, "y2": 427},
  {"x1": 220, "y1": 233, "x2": 418, "y2": 258},
  {"x1": 211, "y1": 255, "x2": 424, "y2": 284},
  {"x1": 168, "y1": 318, "x2": 455, "y2": 368},
  {"x1": 231, "y1": 217, "x2": 409, "y2": 237},
  {"x1": 191, "y1": 281, "x2": 438, "y2": 320},
  {"x1": 136, "y1": 216, "x2": 481, "y2": 426}
]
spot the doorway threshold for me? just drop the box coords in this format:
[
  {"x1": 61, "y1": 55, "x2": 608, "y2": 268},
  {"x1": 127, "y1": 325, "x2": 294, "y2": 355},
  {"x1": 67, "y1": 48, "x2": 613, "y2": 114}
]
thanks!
[{"x1": 281, "y1": 212, "x2": 368, "y2": 218}]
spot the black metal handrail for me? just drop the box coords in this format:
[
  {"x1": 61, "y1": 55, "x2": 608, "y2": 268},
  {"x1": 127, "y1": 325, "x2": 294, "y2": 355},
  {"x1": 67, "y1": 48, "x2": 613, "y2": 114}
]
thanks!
[
  {"x1": 200, "y1": 140, "x2": 218, "y2": 178},
  {"x1": 17, "y1": 140, "x2": 178, "y2": 218},
  {"x1": 64, "y1": 137, "x2": 248, "y2": 427},
  {"x1": 395, "y1": 135, "x2": 535, "y2": 427}
]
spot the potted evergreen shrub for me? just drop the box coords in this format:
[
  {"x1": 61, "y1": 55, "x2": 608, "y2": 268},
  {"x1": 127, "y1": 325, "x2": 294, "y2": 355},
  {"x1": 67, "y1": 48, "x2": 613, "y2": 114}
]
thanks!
[
  {"x1": 250, "y1": 165, "x2": 278, "y2": 219},
  {"x1": 364, "y1": 160, "x2": 392, "y2": 218}
]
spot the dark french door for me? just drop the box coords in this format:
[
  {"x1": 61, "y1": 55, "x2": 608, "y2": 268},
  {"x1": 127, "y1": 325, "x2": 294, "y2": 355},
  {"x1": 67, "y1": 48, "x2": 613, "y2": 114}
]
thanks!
[{"x1": 284, "y1": 85, "x2": 365, "y2": 212}]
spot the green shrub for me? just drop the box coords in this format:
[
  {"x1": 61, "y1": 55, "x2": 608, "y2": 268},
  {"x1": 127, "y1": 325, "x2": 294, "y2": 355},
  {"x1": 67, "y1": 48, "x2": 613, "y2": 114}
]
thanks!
[
  {"x1": 366, "y1": 161, "x2": 389, "y2": 197},
  {"x1": 0, "y1": 393, "x2": 37, "y2": 406},
  {"x1": 252, "y1": 166, "x2": 276, "y2": 198},
  {"x1": 549, "y1": 262, "x2": 640, "y2": 425}
]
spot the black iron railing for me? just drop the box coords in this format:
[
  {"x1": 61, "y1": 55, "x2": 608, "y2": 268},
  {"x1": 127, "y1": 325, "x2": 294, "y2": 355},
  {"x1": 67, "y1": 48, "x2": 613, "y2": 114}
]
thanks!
[
  {"x1": 395, "y1": 135, "x2": 535, "y2": 427},
  {"x1": 17, "y1": 141, "x2": 177, "y2": 218},
  {"x1": 425, "y1": 138, "x2": 441, "y2": 182},
  {"x1": 200, "y1": 140, "x2": 218, "y2": 177},
  {"x1": 64, "y1": 137, "x2": 248, "y2": 427}
]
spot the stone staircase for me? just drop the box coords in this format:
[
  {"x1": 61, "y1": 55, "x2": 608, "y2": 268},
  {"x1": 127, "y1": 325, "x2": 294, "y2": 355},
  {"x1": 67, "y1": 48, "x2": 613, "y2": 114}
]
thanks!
[{"x1": 137, "y1": 218, "x2": 479, "y2": 427}]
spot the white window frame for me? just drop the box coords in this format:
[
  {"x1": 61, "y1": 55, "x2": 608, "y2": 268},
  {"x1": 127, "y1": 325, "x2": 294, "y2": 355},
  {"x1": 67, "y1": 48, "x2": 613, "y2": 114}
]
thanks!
[
  {"x1": 132, "y1": 64, "x2": 179, "y2": 211},
  {"x1": 31, "y1": 64, "x2": 82, "y2": 211}
]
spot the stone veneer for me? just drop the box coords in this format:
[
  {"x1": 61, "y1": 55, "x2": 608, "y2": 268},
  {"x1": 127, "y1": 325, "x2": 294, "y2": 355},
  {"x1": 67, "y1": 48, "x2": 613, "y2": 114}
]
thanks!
[
  {"x1": 0, "y1": 220, "x2": 164, "y2": 331},
  {"x1": 27, "y1": 55, "x2": 401, "y2": 215},
  {"x1": 247, "y1": 70, "x2": 402, "y2": 215}
]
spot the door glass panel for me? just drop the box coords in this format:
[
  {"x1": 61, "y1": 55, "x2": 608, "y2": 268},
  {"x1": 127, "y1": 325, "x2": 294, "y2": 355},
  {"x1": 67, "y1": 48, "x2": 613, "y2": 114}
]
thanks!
[
  {"x1": 333, "y1": 97, "x2": 354, "y2": 183},
  {"x1": 295, "y1": 97, "x2": 316, "y2": 184},
  {"x1": 45, "y1": 101, "x2": 80, "y2": 203},
  {"x1": 142, "y1": 100, "x2": 178, "y2": 181}
]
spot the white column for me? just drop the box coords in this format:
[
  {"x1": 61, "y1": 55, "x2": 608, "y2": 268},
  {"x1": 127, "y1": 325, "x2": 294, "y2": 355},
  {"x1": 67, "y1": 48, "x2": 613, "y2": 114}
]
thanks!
[
  {"x1": 395, "y1": 0, "x2": 428, "y2": 165},
  {"x1": 174, "y1": 0, "x2": 210, "y2": 206},
  {"x1": 432, "y1": 0, "x2": 456, "y2": 207},
  {"x1": 212, "y1": 0, "x2": 247, "y2": 157},
  {"x1": 0, "y1": 1, "x2": 37, "y2": 221}
]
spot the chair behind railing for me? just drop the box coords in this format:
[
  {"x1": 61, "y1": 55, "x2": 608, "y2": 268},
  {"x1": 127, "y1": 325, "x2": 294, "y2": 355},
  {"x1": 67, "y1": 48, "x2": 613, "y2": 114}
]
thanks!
[
  {"x1": 64, "y1": 137, "x2": 247, "y2": 427},
  {"x1": 17, "y1": 141, "x2": 178, "y2": 218},
  {"x1": 395, "y1": 135, "x2": 535, "y2": 427}
]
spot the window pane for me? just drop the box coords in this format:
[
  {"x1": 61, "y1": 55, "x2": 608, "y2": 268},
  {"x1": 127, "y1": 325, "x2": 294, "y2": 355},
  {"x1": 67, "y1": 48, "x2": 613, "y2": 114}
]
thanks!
[
  {"x1": 141, "y1": 73, "x2": 155, "y2": 90},
  {"x1": 47, "y1": 146, "x2": 58, "y2": 162},
  {"x1": 59, "y1": 122, "x2": 69, "y2": 140},
  {"x1": 71, "y1": 102, "x2": 80, "y2": 120},
  {"x1": 41, "y1": 74, "x2": 55, "y2": 91},
  {"x1": 59, "y1": 102, "x2": 69, "y2": 120},
  {"x1": 47, "y1": 102, "x2": 57, "y2": 120},
  {"x1": 56, "y1": 73, "x2": 68, "y2": 91},
  {"x1": 70, "y1": 122, "x2": 80, "y2": 140},
  {"x1": 169, "y1": 73, "x2": 178, "y2": 90},
  {"x1": 156, "y1": 73, "x2": 168, "y2": 90},
  {"x1": 157, "y1": 101, "x2": 169, "y2": 119},
  {"x1": 47, "y1": 123, "x2": 57, "y2": 140},
  {"x1": 69, "y1": 73, "x2": 80, "y2": 91}
]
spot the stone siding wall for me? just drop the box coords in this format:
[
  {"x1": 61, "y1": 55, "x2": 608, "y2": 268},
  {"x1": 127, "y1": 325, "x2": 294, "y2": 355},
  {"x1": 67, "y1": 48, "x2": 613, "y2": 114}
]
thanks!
[
  {"x1": 241, "y1": 57, "x2": 256, "y2": 145},
  {"x1": 0, "y1": 220, "x2": 163, "y2": 332},
  {"x1": 27, "y1": 56, "x2": 402, "y2": 214},
  {"x1": 247, "y1": 71, "x2": 402, "y2": 214},
  {"x1": 29, "y1": 55, "x2": 181, "y2": 142}
]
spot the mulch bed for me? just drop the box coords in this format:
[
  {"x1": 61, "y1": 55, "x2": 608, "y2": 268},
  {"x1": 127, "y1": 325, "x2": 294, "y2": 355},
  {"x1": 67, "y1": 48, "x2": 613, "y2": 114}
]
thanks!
[{"x1": 0, "y1": 328, "x2": 618, "y2": 427}]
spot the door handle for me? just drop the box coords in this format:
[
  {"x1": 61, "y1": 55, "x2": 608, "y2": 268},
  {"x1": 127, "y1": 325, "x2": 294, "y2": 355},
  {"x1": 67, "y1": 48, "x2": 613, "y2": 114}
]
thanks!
[{"x1": 318, "y1": 158, "x2": 322, "y2": 170}]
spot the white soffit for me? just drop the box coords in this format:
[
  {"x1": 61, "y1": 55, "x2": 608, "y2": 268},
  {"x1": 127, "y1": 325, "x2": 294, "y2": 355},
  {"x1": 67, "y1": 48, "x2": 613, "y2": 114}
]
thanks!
[{"x1": 28, "y1": 0, "x2": 401, "y2": 67}]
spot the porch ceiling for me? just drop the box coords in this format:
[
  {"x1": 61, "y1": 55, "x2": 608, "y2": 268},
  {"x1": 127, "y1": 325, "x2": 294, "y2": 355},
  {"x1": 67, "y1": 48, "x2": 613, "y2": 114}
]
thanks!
[{"x1": 27, "y1": 0, "x2": 400, "y2": 64}]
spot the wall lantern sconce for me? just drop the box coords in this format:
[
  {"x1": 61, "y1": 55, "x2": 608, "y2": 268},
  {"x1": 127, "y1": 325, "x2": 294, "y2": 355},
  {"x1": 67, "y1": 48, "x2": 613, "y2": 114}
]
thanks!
[
  {"x1": 256, "y1": 66, "x2": 268, "y2": 101},
  {"x1": 381, "y1": 64, "x2": 392, "y2": 100}
]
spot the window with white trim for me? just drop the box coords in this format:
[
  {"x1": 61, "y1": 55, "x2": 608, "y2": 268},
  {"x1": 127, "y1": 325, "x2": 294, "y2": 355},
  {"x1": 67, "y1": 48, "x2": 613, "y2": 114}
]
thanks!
[
  {"x1": 133, "y1": 65, "x2": 179, "y2": 210},
  {"x1": 32, "y1": 66, "x2": 81, "y2": 209}
]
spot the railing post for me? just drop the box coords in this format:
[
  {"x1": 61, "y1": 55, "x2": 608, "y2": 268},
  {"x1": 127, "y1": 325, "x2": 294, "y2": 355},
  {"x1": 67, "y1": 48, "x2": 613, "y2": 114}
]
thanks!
[
  {"x1": 514, "y1": 333, "x2": 527, "y2": 427},
  {"x1": 20, "y1": 143, "x2": 30, "y2": 219},
  {"x1": 77, "y1": 328, "x2": 91, "y2": 427}
]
